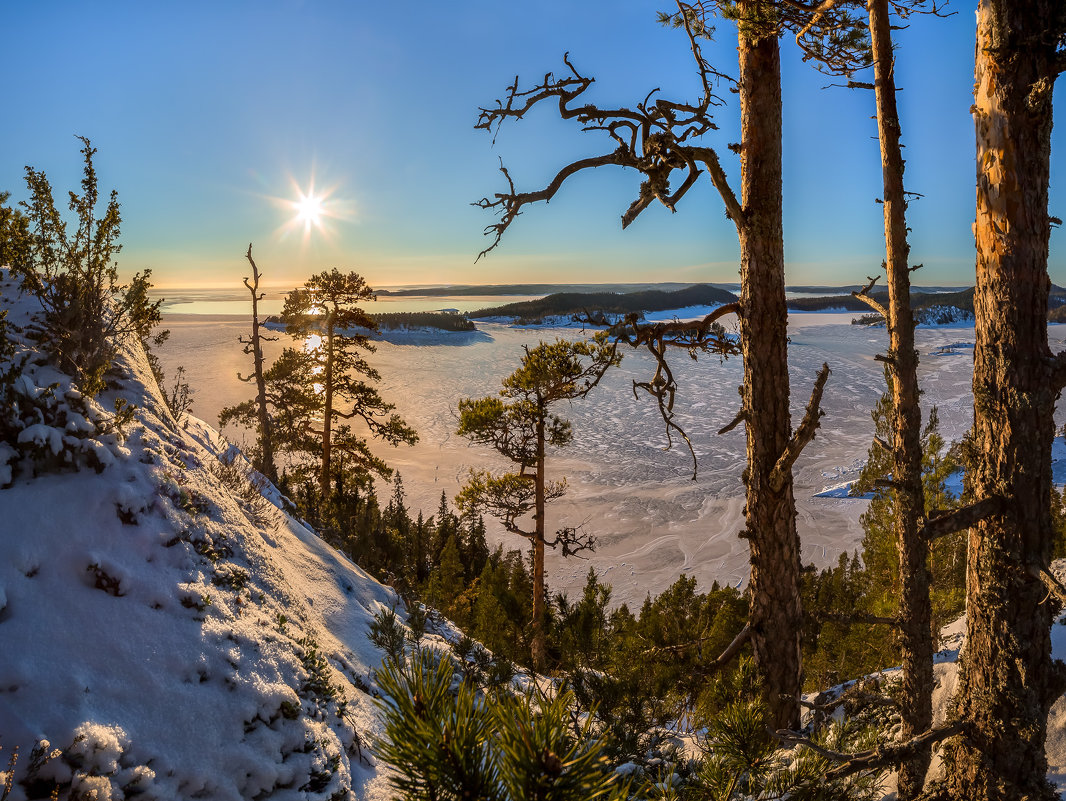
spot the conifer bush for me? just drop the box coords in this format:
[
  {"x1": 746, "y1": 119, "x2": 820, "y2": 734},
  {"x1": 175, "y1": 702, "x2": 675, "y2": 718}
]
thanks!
[
  {"x1": 373, "y1": 649, "x2": 633, "y2": 801},
  {"x1": 10, "y1": 137, "x2": 166, "y2": 398}
]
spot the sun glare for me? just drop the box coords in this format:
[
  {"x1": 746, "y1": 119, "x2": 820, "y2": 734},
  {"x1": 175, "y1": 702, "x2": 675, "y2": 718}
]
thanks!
[
  {"x1": 269, "y1": 171, "x2": 352, "y2": 244},
  {"x1": 295, "y1": 192, "x2": 325, "y2": 230}
]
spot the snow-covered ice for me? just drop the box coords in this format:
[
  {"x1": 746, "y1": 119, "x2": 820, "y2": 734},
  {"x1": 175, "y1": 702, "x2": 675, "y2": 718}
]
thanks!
[{"x1": 155, "y1": 310, "x2": 1066, "y2": 607}]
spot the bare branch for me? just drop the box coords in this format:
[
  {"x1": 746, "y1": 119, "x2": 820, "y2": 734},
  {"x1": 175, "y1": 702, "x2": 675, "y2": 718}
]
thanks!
[
  {"x1": 473, "y1": 43, "x2": 742, "y2": 259},
  {"x1": 585, "y1": 304, "x2": 740, "y2": 479},
  {"x1": 773, "y1": 721, "x2": 965, "y2": 780},
  {"x1": 1030, "y1": 564, "x2": 1066, "y2": 606},
  {"x1": 544, "y1": 523, "x2": 596, "y2": 557},
  {"x1": 852, "y1": 274, "x2": 889, "y2": 320},
  {"x1": 474, "y1": 153, "x2": 633, "y2": 260},
  {"x1": 770, "y1": 363, "x2": 830, "y2": 492},
  {"x1": 718, "y1": 408, "x2": 746, "y2": 435},
  {"x1": 920, "y1": 495, "x2": 1005, "y2": 542},
  {"x1": 646, "y1": 623, "x2": 751, "y2": 674},
  {"x1": 800, "y1": 687, "x2": 898, "y2": 714},
  {"x1": 690, "y1": 147, "x2": 744, "y2": 226},
  {"x1": 815, "y1": 610, "x2": 899, "y2": 627}
]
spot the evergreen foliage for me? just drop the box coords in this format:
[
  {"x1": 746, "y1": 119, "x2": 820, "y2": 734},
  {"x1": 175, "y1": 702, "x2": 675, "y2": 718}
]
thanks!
[
  {"x1": 467, "y1": 284, "x2": 737, "y2": 324},
  {"x1": 372, "y1": 311, "x2": 476, "y2": 332},
  {"x1": 8, "y1": 137, "x2": 166, "y2": 397},
  {"x1": 220, "y1": 268, "x2": 417, "y2": 493},
  {"x1": 801, "y1": 395, "x2": 964, "y2": 689},
  {"x1": 374, "y1": 649, "x2": 632, "y2": 801},
  {"x1": 0, "y1": 144, "x2": 161, "y2": 485}
]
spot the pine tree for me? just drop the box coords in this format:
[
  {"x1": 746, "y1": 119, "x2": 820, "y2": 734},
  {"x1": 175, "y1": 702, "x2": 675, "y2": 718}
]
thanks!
[
  {"x1": 946, "y1": 1, "x2": 1066, "y2": 795},
  {"x1": 427, "y1": 536, "x2": 466, "y2": 618},
  {"x1": 456, "y1": 336, "x2": 619, "y2": 671},
  {"x1": 280, "y1": 269, "x2": 417, "y2": 495}
]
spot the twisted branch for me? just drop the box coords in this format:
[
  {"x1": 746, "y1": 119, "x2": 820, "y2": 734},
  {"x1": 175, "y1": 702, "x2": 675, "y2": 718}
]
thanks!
[{"x1": 578, "y1": 303, "x2": 740, "y2": 479}]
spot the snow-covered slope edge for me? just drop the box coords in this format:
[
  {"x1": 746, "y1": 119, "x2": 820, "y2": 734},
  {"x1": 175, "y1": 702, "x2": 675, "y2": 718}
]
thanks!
[{"x1": 0, "y1": 291, "x2": 407, "y2": 799}]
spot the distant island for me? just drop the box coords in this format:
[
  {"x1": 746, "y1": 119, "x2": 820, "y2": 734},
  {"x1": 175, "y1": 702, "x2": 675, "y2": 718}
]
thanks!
[
  {"x1": 263, "y1": 310, "x2": 476, "y2": 333},
  {"x1": 467, "y1": 283, "x2": 739, "y2": 324},
  {"x1": 375, "y1": 282, "x2": 719, "y2": 297}
]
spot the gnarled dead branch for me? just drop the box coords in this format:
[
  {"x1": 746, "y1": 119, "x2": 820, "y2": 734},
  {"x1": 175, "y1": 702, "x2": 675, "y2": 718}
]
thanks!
[
  {"x1": 577, "y1": 303, "x2": 740, "y2": 479},
  {"x1": 769, "y1": 362, "x2": 831, "y2": 492},
  {"x1": 852, "y1": 274, "x2": 889, "y2": 320}
]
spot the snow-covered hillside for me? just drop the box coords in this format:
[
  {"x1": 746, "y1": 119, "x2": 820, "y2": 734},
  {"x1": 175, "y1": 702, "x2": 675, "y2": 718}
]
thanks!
[{"x1": 0, "y1": 281, "x2": 410, "y2": 799}]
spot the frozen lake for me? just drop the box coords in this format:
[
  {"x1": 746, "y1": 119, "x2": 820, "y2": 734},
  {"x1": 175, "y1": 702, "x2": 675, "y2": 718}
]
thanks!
[{"x1": 153, "y1": 308, "x2": 1066, "y2": 607}]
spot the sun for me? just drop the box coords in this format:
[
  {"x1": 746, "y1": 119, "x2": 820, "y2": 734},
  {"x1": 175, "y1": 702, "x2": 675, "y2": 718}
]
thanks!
[
  {"x1": 294, "y1": 190, "x2": 325, "y2": 231},
  {"x1": 268, "y1": 172, "x2": 352, "y2": 244}
]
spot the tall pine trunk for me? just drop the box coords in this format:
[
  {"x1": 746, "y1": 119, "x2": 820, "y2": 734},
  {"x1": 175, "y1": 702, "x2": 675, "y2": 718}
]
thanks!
[
  {"x1": 867, "y1": 1, "x2": 930, "y2": 794},
  {"x1": 320, "y1": 318, "x2": 335, "y2": 498},
  {"x1": 532, "y1": 406, "x2": 547, "y2": 672},
  {"x1": 736, "y1": 7, "x2": 802, "y2": 731},
  {"x1": 946, "y1": 0, "x2": 1062, "y2": 796}
]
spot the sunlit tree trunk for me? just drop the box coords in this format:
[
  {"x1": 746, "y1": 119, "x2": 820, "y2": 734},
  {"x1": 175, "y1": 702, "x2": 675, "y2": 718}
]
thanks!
[
  {"x1": 945, "y1": 0, "x2": 1063, "y2": 796},
  {"x1": 736, "y1": 2, "x2": 803, "y2": 731},
  {"x1": 320, "y1": 313, "x2": 335, "y2": 497},
  {"x1": 243, "y1": 246, "x2": 277, "y2": 484},
  {"x1": 532, "y1": 404, "x2": 548, "y2": 672}
]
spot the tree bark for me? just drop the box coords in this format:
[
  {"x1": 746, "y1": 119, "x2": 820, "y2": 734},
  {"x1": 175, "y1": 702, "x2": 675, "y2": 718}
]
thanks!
[
  {"x1": 320, "y1": 315, "x2": 335, "y2": 498},
  {"x1": 244, "y1": 246, "x2": 277, "y2": 484},
  {"x1": 945, "y1": 1, "x2": 1062, "y2": 796},
  {"x1": 736, "y1": 5, "x2": 803, "y2": 732},
  {"x1": 867, "y1": 1, "x2": 930, "y2": 795},
  {"x1": 532, "y1": 403, "x2": 547, "y2": 672}
]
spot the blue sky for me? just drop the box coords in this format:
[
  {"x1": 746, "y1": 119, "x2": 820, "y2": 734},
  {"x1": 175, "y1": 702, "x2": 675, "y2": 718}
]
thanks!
[{"x1": 1, "y1": 1, "x2": 1061, "y2": 289}]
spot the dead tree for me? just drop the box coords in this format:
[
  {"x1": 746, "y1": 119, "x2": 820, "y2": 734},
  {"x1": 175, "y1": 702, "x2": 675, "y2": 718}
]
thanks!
[
  {"x1": 843, "y1": 2, "x2": 931, "y2": 793},
  {"x1": 474, "y1": 0, "x2": 858, "y2": 727},
  {"x1": 238, "y1": 244, "x2": 278, "y2": 483},
  {"x1": 941, "y1": 1, "x2": 1066, "y2": 798}
]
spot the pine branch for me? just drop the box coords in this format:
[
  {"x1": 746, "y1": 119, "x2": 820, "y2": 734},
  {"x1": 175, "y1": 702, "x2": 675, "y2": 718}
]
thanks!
[{"x1": 814, "y1": 610, "x2": 899, "y2": 627}]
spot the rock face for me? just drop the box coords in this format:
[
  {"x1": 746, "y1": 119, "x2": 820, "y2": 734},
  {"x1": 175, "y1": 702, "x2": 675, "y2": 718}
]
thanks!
[{"x1": 0, "y1": 281, "x2": 403, "y2": 800}]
